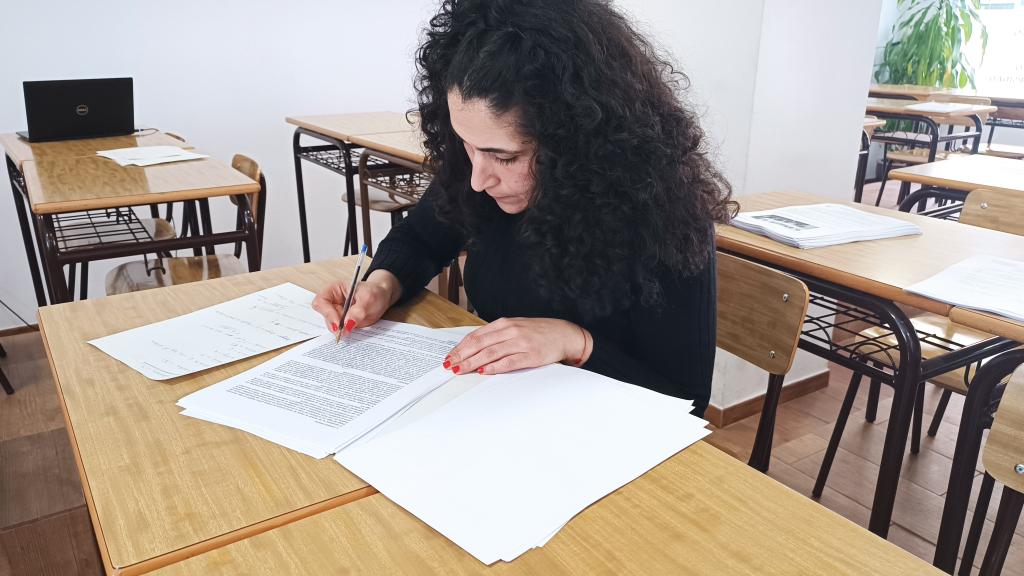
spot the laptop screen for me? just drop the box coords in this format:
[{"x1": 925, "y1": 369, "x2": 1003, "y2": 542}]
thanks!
[{"x1": 22, "y1": 78, "x2": 134, "y2": 142}]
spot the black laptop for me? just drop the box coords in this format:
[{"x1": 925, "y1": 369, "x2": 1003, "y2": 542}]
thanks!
[{"x1": 17, "y1": 78, "x2": 135, "y2": 142}]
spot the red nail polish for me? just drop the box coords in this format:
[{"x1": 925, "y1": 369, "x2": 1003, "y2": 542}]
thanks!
[
  {"x1": 445, "y1": 354, "x2": 451, "y2": 361},
  {"x1": 443, "y1": 360, "x2": 451, "y2": 369},
  {"x1": 330, "y1": 322, "x2": 338, "y2": 333},
  {"x1": 452, "y1": 365, "x2": 461, "y2": 374},
  {"x1": 344, "y1": 319, "x2": 356, "y2": 332},
  {"x1": 477, "y1": 367, "x2": 484, "y2": 374}
]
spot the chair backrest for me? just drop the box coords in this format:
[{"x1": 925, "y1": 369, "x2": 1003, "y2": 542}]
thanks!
[
  {"x1": 230, "y1": 154, "x2": 267, "y2": 254},
  {"x1": 983, "y1": 366, "x2": 1024, "y2": 493},
  {"x1": 716, "y1": 252, "x2": 810, "y2": 375},
  {"x1": 960, "y1": 188, "x2": 1024, "y2": 237}
]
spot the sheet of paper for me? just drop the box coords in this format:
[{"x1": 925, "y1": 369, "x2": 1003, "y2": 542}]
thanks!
[
  {"x1": 905, "y1": 101, "x2": 973, "y2": 113},
  {"x1": 90, "y1": 283, "x2": 323, "y2": 380},
  {"x1": 177, "y1": 321, "x2": 463, "y2": 458},
  {"x1": 97, "y1": 145, "x2": 209, "y2": 166},
  {"x1": 906, "y1": 255, "x2": 1024, "y2": 321},
  {"x1": 732, "y1": 203, "x2": 920, "y2": 248},
  {"x1": 336, "y1": 363, "x2": 707, "y2": 564}
]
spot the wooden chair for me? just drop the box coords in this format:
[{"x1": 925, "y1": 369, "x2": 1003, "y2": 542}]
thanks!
[
  {"x1": 0, "y1": 343, "x2": 12, "y2": 395},
  {"x1": 813, "y1": 188, "x2": 1021, "y2": 497},
  {"x1": 973, "y1": 366, "x2": 1024, "y2": 575},
  {"x1": 716, "y1": 252, "x2": 809, "y2": 472},
  {"x1": 104, "y1": 154, "x2": 266, "y2": 295}
]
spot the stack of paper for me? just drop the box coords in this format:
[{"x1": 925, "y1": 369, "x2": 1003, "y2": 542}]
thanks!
[
  {"x1": 732, "y1": 203, "x2": 921, "y2": 248},
  {"x1": 177, "y1": 321, "x2": 464, "y2": 458},
  {"x1": 97, "y1": 145, "x2": 208, "y2": 166},
  {"x1": 336, "y1": 364, "x2": 709, "y2": 565},
  {"x1": 905, "y1": 101, "x2": 974, "y2": 113},
  {"x1": 89, "y1": 283, "x2": 324, "y2": 380},
  {"x1": 907, "y1": 255, "x2": 1024, "y2": 322}
]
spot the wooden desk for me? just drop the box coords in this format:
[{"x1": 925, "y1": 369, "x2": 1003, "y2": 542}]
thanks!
[
  {"x1": 286, "y1": 112, "x2": 418, "y2": 259},
  {"x1": 151, "y1": 442, "x2": 941, "y2": 575},
  {"x1": 0, "y1": 131, "x2": 192, "y2": 169},
  {"x1": 718, "y1": 191, "x2": 1023, "y2": 541},
  {"x1": 348, "y1": 128, "x2": 426, "y2": 165},
  {"x1": 718, "y1": 191, "x2": 1024, "y2": 316},
  {"x1": 888, "y1": 154, "x2": 1024, "y2": 201},
  {"x1": 869, "y1": 84, "x2": 952, "y2": 101},
  {"x1": 866, "y1": 97, "x2": 995, "y2": 163},
  {"x1": 38, "y1": 258, "x2": 481, "y2": 575}
]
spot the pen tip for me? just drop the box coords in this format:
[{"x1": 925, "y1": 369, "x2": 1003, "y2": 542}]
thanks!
[{"x1": 360, "y1": 244, "x2": 368, "y2": 254}]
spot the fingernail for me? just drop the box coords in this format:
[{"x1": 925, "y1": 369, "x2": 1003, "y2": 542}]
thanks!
[
  {"x1": 330, "y1": 322, "x2": 338, "y2": 333},
  {"x1": 443, "y1": 360, "x2": 451, "y2": 369},
  {"x1": 344, "y1": 319, "x2": 356, "y2": 333},
  {"x1": 452, "y1": 365, "x2": 461, "y2": 374},
  {"x1": 445, "y1": 354, "x2": 451, "y2": 362},
  {"x1": 477, "y1": 367, "x2": 484, "y2": 374}
]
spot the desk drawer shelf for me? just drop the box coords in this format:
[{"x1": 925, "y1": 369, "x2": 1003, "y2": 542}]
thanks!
[{"x1": 297, "y1": 145, "x2": 388, "y2": 176}]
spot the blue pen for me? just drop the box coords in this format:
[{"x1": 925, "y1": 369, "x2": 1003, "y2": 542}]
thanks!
[{"x1": 336, "y1": 244, "x2": 368, "y2": 343}]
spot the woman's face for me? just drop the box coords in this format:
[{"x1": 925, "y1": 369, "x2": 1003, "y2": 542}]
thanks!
[{"x1": 448, "y1": 89, "x2": 536, "y2": 214}]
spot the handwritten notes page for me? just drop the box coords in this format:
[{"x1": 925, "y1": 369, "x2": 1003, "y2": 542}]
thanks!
[
  {"x1": 89, "y1": 283, "x2": 324, "y2": 380},
  {"x1": 177, "y1": 321, "x2": 462, "y2": 458},
  {"x1": 336, "y1": 364, "x2": 709, "y2": 564}
]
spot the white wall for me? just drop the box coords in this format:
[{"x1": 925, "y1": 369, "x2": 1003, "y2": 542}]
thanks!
[
  {"x1": 0, "y1": 0, "x2": 433, "y2": 327},
  {"x1": 0, "y1": 1, "x2": 884, "y2": 411}
]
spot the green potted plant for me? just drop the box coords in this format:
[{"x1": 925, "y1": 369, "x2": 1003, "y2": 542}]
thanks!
[{"x1": 875, "y1": 0, "x2": 988, "y2": 88}]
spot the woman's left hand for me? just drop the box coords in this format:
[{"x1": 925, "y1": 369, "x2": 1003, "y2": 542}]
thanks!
[{"x1": 445, "y1": 317, "x2": 590, "y2": 375}]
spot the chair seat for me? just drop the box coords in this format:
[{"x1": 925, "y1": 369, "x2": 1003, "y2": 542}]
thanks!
[
  {"x1": 856, "y1": 313, "x2": 1001, "y2": 394},
  {"x1": 105, "y1": 255, "x2": 248, "y2": 296},
  {"x1": 344, "y1": 187, "x2": 415, "y2": 213},
  {"x1": 886, "y1": 148, "x2": 968, "y2": 166}
]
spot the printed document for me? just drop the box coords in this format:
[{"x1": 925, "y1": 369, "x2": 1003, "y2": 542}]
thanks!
[
  {"x1": 906, "y1": 255, "x2": 1024, "y2": 321},
  {"x1": 97, "y1": 145, "x2": 208, "y2": 167},
  {"x1": 177, "y1": 320, "x2": 462, "y2": 458},
  {"x1": 732, "y1": 203, "x2": 921, "y2": 248},
  {"x1": 90, "y1": 283, "x2": 323, "y2": 380}
]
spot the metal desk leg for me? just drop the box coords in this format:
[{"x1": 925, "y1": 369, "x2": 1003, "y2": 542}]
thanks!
[
  {"x1": 970, "y1": 115, "x2": 983, "y2": 153},
  {"x1": 237, "y1": 194, "x2": 261, "y2": 272},
  {"x1": 867, "y1": 311, "x2": 922, "y2": 537},
  {"x1": 198, "y1": 198, "x2": 215, "y2": 255},
  {"x1": 6, "y1": 155, "x2": 47, "y2": 307},
  {"x1": 293, "y1": 129, "x2": 312, "y2": 263},
  {"x1": 340, "y1": 146, "x2": 358, "y2": 256},
  {"x1": 933, "y1": 349, "x2": 1024, "y2": 573},
  {"x1": 35, "y1": 214, "x2": 70, "y2": 304},
  {"x1": 854, "y1": 131, "x2": 870, "y2": 203}
]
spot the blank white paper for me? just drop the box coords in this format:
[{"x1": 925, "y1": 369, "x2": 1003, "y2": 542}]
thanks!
[
  {"x1": 336, "y1": 363, "x2": 708, "y2": 564},
  {"x1": 89, "y1": 283, "x2": 324, "y2": 380}
]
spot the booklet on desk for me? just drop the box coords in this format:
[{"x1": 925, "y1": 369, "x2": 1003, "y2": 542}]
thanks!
[
  {"x1": 732, "y1": 203, "x2": 921, "y2": 249},
  {"x1": 906, "y1": 255, "x2": 1024, "y2": 322}
]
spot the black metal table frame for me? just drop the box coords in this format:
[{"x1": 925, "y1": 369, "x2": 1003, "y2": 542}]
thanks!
[
  {"x1": 6, "y1": 153, "x2": 261, "y2": 305},
  {"x1": 719, "y1": 248, "x2": 1016, "y2": 540}
]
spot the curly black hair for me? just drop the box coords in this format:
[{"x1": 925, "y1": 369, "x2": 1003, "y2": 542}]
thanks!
[{"x1": 416, "y1": 0, "x2": 735, "y2": 319}]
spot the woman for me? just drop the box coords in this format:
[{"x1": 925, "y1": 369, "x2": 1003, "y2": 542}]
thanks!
[{"x1": 313, "y1": 0, "x2": 734, "y2": 416}]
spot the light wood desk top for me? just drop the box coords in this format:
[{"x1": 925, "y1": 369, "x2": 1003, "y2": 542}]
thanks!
[
  {"x1": 285, "y1": 112, "x2": 414, "y2": 142},
  {"x1": 23, "y1": 155, "x2": 257, "y2": 214},
  {"x1": 866, "y1": 97, "x2": 996, "y2": 118},
  {"x1": 716, "y1": 191, "x2": 1024, "y2": 316},
  {"x1": 38, "y1": 258, "x2": 482, "y2": 575},
  {"x1": 984, "y1": 367, "x2": 1024, "y2": 493},
  {"x1": 869, "y1": 83, "x2": 951, "y2": 100},
  {"x1": 888, "y1": 154, "x2": 1024, "y2": 194},
  {"x1": 152, "y1": 442, "x2": 940, "y2": 575},
  {"x1": 348, "y1": 129, "x2": 427, "y2": 165},
  {"x1": 948, "y1": 309, "x2": 1024, "y2": 344},
  {"x1": 0, "y1": 131, "x2": 192, "y2": 169}
]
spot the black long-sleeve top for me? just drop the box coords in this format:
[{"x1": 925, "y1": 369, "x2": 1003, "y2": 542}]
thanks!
[{"x1": 366, "y1": 184, "x2": 716, "y2": 417}]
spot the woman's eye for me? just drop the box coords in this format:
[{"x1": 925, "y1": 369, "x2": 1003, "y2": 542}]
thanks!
[{"x1": 494, "y1": 156, "x2": 517, "y2": 166}]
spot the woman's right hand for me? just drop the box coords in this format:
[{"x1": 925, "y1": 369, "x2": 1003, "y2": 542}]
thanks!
[{"x1": 311, "y1": 269, "x2": 403, "y2": 335}]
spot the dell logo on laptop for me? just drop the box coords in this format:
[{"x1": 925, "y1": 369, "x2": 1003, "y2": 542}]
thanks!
[{"x1": 75, "y1": 104, "x2": 89, "y2": 116}]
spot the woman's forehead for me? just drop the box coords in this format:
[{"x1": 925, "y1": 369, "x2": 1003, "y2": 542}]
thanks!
[{"x1": 447, "y1": 89, "x2": 529, "y2": 152}]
